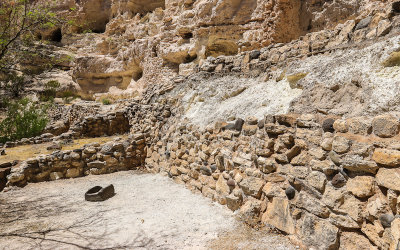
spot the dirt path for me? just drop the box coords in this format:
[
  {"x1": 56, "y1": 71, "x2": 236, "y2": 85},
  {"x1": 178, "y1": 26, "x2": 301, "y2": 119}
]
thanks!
[{"x1": 0, "y1": 171, "x2": 295, "y2": 249}]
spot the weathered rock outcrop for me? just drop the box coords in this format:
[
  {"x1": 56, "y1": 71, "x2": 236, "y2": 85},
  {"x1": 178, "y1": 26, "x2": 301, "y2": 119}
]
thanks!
[{"x1": 41, "y1": 0, "x2": 397, "y2": 102}]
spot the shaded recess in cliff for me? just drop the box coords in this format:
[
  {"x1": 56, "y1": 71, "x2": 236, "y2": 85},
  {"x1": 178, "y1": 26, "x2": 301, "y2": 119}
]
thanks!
[
  {"x1": 111, "y1": 0, "x2": 165, "y2": 17},
  {"x1": 81, "y1": 0, "x2": 112, "y2": 33}
]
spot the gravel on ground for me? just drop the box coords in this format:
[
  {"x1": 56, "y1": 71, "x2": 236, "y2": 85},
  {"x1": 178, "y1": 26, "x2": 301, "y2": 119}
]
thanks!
[{"x1": 0, "y1": 171, "x2": 295, "y2": 250}]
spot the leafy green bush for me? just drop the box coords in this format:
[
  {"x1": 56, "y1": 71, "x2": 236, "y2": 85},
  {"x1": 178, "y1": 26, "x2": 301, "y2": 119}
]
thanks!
[
  {"x1": 40, "y1": 80, "x2": 60, "y2": 102},
  {"x1": 0, "y1": 97, "x2": 9, "y2": 109},
  {"x1": 102, "y1": 99, "x2": 112, "y2": 105},
  {"x1": 60, "y1": 90, "x2": 78, "y2": 104},
  {"x1": 0, "y1": 98, "x2": 49, "y2": 143},
  {"x1": 5, "y1": 73, "x2": 28, "y2": 97}
]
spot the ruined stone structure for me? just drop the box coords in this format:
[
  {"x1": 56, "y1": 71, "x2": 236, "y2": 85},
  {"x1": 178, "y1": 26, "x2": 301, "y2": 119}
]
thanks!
[
  {"x1": 1, "y1": 98, "x2": 400, "y2": 248},
  {"x1": 2, "y1": 0, "x2": 400, "y2": 249}
]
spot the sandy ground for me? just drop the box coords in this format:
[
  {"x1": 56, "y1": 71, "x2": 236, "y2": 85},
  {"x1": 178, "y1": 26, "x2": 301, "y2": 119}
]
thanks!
[{"x1": 0, "y1": 171, "x2": 295, "y2": 250}]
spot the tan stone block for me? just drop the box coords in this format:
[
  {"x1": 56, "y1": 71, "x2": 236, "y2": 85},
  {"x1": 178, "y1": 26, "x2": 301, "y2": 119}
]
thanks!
[
  {"x1": 346, "y1": 176, "x2": 374, "y2": 198},
  {"x1": 373, "y1": 148, "x2": 400, "y2": 167},
  {"x1": 262, "y1": 198, "x2": 295, "y2": 234}
]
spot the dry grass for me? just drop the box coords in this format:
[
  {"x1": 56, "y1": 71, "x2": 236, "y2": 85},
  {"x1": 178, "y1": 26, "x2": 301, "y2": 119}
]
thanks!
[
  {"x1": 382, "y1": 51, "x2": 400, "y2": 67},
  {"x1": 287, "y1": 72, "x2": 308, "y2": 89},
  {"x1": 222, "y1": 87, "x2": 247, "y2": 100}
]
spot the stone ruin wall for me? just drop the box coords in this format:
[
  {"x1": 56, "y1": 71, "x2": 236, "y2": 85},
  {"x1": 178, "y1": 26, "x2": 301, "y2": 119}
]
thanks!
[
  {"x1": 2, "y1": 1, "x2": 400, "y2": 248},
  {"x1": 0, "y1": 100, "x2": 171, "y2": 187},
  {"x1": 147, "y1": 111, "x2": 400, "y2": 249},
  {"x1": 1, "y1": 108, "x2": 130, "y2": 148},
  {"x1": 191, "y1": 10, "x2": 399, "y2": 79},
  {"x1": 2, "y1": 99, "x2": 400, "y2": 248},
  {"x1": 4, "y1": 133, "x2": 146, "y2": 187}
]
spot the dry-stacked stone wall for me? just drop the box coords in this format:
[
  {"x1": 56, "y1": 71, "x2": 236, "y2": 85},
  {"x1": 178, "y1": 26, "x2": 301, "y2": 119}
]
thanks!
[
  {"x1": 194, "y1": 13, "x2": 400, "y2": 77},
  {"x1": 71, "y1": 110, "x2": 130, "y2": 137},
  {"x1": 2, "y1": 95, "x2": 400, "y2": 248},
  {"x1": 2, "y1": 110, "x2": 131, "y2": 148},
  {"x1": 146, "y1": 113, "x2": 400, "y2": 249},
  {"x1": 0, "y1": 100, "x2": 171, "y2": 190},
  {"x1": 5, "y1": 133, "x2": 147, "y2": 187}
]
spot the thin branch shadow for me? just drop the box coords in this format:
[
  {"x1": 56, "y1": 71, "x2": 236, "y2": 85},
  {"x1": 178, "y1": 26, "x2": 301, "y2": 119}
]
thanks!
[{"x1": 0, "y1": 195, "x2": 162, "y2": 249}]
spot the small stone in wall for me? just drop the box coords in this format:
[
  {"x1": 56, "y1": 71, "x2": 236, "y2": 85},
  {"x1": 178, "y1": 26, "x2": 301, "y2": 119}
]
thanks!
[
  {"x1": 294, "y1": 191, "x2": 330, "y2": 218},
  {"x1": 238, "y1": 177, "x2": 265, "y2": 199},
  {"x1": 66, "y1": 168, "x2": 80, "y2": 178},
  {"x1": 216, "y1": 175, "x2": 230, "y2": 196},
  {"x1": 376, "y1": 168, "x2": 400, "y2": 192},
  {"x1": 333, "y1": 119, "x2": 348, "y2": 133},
  {"x1": 329, "y1": 213, "x2": 360, "y2": 229},
  {"x1": 342, "y1": 155, "x2": 378, "y2": 174},
  {"x1": 391, "y1": 218, "x2": 400, "y2": 247},
  {"x1": 355, "y1": 16, "x2": 372, "y2": 31},
  {"x1": 380, "y1": 214, "x2": 395, "y2": 228},
  {"x1": 50, "y1": 172, "x2": 63, "y2": 181},
  {"x1": 331, "y1": 173, "x2": 346, "y2": 188},
  {"x1": 239, "y1": 199, "x2": 262, "y2": 225},
  {"x1": 372, "y1": 148, "x2": 400, "y2": 167},
  {"x1": 321, "y1": 137, "x2": 333, "y2": 151},
  {"x1": 340, "y1": 231, "x2": 377, "y2": 250},
  {"x1": 262, "y1": 198, "x2": 295, "y2": 234},
  {"x1": 322, "y1": 118, "x2": 335, "y2": 132},
  {"x1": 47, "y1": 142, "x2": 62, "y2": 151},
  {"x1": 372, "y1": 114, "x2": 399, "y2": 138},
  {"x1": 305, "y1": 171, "x2": 327, "y2": 193},
  {"x1": 227, "y1": 179, "x2": 235, "y2": 187},
  {"x1": 245, "y1": 116, "x2": 258, "y2": 125},
  {"x1": 263, "y1": 182, "x2": 286, "y2": 199},
  {"x1": 297, "y1": 213, "x2": 339, "y2": 250},
  {"x1": 332, "y1": 136, "x2": 351, "y2": 154},
  {"x1": 377, "y1": 20, "x2": 392, "y2": 37},
  {"x1": 346, "y1": 176, "x2": 375, "y2": 198},
  {"x1": 223, "y1": 118, "x2": 244, "y2": 131},
  {"x1": 226, "y1": 193, "x2": 242, "y2": 211},
  {"x1": 200, "y1": 165, "x2": 212, "y2": 176},
  {"x1": 361, "y1": 222, "x2": 387, "y2": 249},
  {"x1": 285, "y1": 186, "x2": 296, "y2": 200},
  {"x1": 348, "y1": 117, "x2": 373, "y2": 135},
  {"x1": 310, "y1": 159, "x2": 338, "y2": 176}
]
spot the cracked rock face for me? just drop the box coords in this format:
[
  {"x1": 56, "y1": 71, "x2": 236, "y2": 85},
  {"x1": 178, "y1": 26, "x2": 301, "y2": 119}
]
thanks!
[{"x1": 39, "y1": 0, "x2": 382, "y2": 100}]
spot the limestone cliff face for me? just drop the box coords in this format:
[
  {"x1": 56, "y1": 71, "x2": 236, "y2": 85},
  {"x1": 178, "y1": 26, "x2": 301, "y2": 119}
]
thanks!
[{"x1": 45, "y1": 0, "x2": 390, "y2": 100}]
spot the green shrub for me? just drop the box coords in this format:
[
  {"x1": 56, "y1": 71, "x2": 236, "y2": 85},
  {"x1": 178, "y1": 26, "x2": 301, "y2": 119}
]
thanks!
[
  {"x1": 40, "y1": 80, "x2": 60, "y2": 102},
  {"x1": 0, "y1": 97, "x2": 10, "y2": 109},
  {"x1": 0, "y1": 98, "x2": 49, "y2": 143},
  {"x1": 102, "y1": 99, "x2": 112, "y2": 105},
  {"x1": 60, "y1": 90, "x2": 78, "y2": 104},
  {"x1": 5, "y1": 73, "x2": 28, "y2": 97}
]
